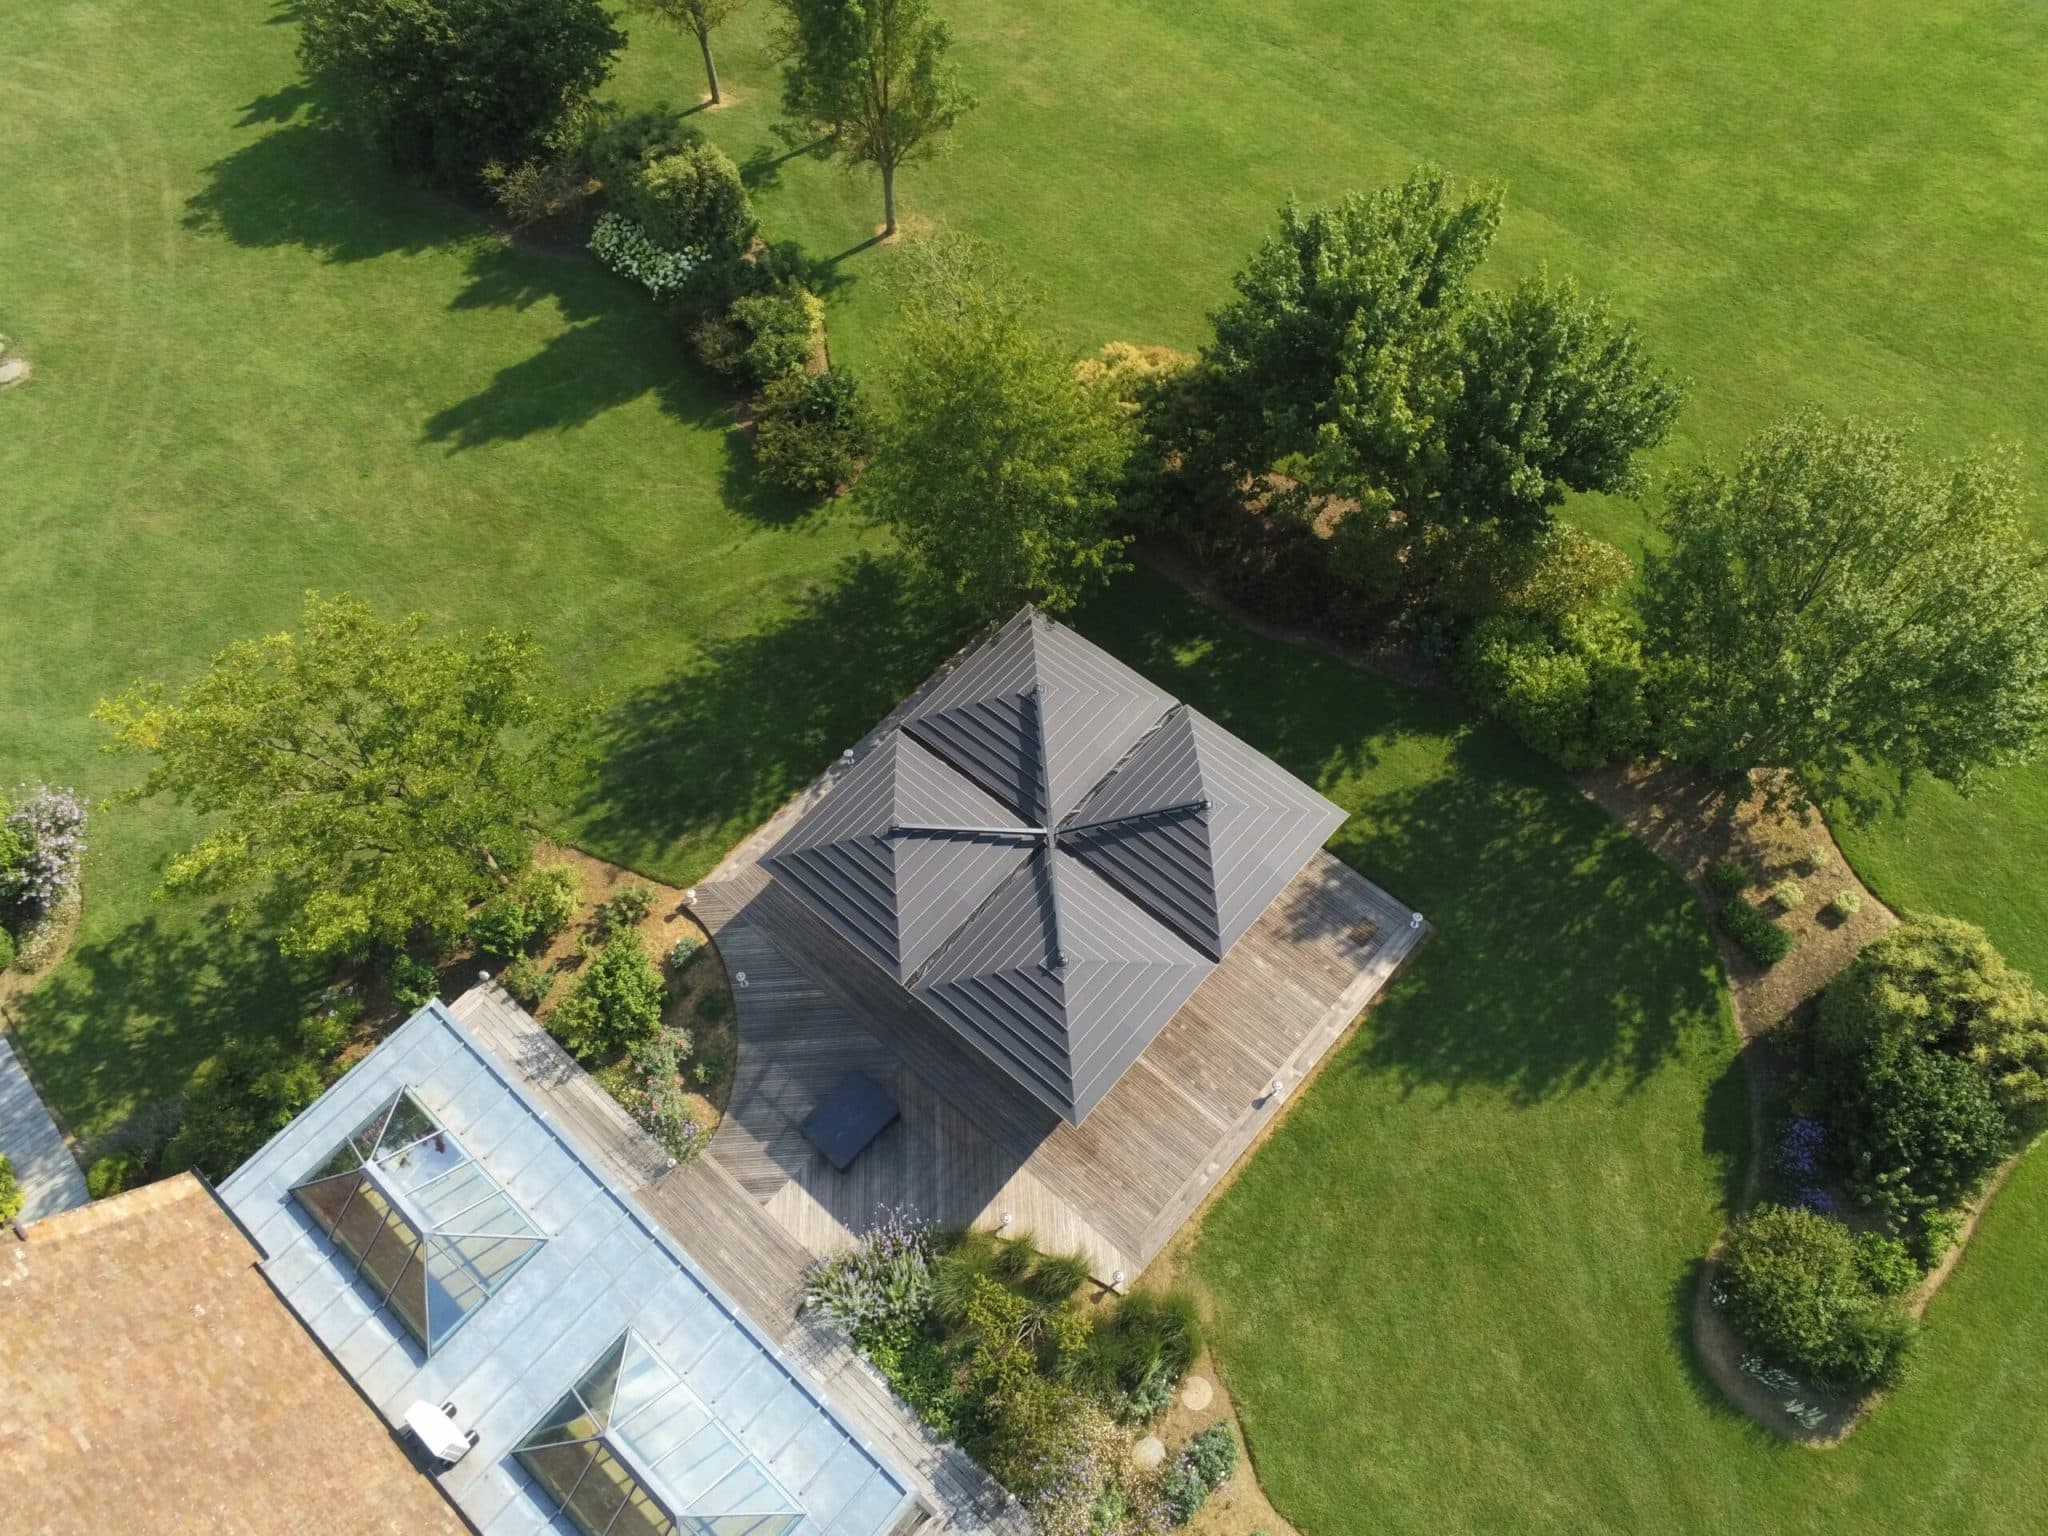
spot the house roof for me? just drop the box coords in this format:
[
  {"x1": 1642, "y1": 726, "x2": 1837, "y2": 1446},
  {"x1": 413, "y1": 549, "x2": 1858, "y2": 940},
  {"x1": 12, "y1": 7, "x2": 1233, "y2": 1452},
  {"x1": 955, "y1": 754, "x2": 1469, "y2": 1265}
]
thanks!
[
  {"x1": 0, "y1": 1174, "x2": 466, "y2": 1536},
  {"x1": 216, "y1": 1002, "x2": 918, "y2": 1536},
  {"x1": 766, "y1": 607, "x2": 1348, "y2": 1123}
]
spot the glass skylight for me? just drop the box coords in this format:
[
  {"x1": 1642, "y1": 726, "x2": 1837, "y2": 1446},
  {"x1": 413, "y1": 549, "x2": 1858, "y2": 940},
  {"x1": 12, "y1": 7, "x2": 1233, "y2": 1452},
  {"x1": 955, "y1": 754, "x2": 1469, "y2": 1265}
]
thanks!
[
  {"x1": 290, "y1": 1087, "x2": 545, "y2": 1353},
  {"x1": 516, "y1": 1332, "x2": 806, "y2": 1536}
]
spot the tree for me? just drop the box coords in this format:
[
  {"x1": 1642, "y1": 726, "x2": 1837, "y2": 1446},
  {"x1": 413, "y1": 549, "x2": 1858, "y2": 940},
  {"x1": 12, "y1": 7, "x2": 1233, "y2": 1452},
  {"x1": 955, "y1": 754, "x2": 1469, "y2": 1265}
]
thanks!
[
  {"x1": 631, "y1": 0, "x2": 749, "y2": 106},
  {"x1": 775, "y1": 0, "x2": 973, "y2": 236},
  {"x1": 1718, "y1": 1204, "x2": 1916, "y2": 1389},
  {"x1": 299, "y1": 0, "x2": 623, "y2": 185},
  {"x1": 862, "y1": 236, "x2": 1135, "y2": 617},
  {"x1": 1641, "y1": 410, "x2": 2048, "y2": 813},
  {"x1": 96, "y1": 594, "x2": 587, "y2": 960},
  {"x1": 1194, "y1": 168, "x2": 1680, "y2": 603}
]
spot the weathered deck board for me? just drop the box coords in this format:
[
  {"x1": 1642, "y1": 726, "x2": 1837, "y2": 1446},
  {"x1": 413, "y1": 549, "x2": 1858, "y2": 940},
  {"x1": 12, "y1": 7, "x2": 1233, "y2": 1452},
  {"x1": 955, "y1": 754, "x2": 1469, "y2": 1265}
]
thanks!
[
  {"x1": 694, "y1": 803, "x2": 1426, "y2": 1285},
  {"x1": 451, "y1": 987, "x2": 1029, "y2": 1536}
]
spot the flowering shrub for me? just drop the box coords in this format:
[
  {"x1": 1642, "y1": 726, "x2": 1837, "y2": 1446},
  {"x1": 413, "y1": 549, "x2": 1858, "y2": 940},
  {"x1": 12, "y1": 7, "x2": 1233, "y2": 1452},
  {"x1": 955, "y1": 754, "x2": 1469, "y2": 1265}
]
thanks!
[
  {"x1": 624, "y1": 1025, "x2": 702, "y2": 1161},
  {"x1": 805, "y1": 1206, "x2": 935, "y2": 1338},
  {"x1": 0, "y1": 785, "x2": 87, "y2": 916},
  {"x1": 589, "y1": 213, "x2": 701, "y2": 299},
  {"x1": 1160, "y1": 1423, "x2": 1237, "y2": 1524}
]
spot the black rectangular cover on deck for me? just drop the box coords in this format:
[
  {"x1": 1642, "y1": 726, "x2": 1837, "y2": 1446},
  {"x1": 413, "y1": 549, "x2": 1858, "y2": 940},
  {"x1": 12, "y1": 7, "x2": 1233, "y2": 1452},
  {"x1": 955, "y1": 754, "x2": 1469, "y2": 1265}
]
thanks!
[{"x1": 802, "y1": 1071, "x2": 902, "y2": 1172}]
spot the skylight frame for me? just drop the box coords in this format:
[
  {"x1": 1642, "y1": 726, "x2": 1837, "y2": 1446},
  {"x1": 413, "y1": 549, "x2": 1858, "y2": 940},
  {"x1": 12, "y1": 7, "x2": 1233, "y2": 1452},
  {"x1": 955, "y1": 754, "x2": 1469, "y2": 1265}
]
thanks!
[
  {"x1": 516, "y1": 1330, "x2": 807, "y2": 1536},
  {"x1": 287, "y1": 1086, "x2": 547, "y2": 1355}
]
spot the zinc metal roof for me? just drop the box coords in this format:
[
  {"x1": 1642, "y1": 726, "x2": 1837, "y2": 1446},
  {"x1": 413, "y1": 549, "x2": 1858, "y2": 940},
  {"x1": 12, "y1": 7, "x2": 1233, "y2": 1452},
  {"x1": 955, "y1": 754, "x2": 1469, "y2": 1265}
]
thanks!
[
  {"x1": 216, "y1": 1002, "x2": 917, "y2": 1536},
  {"x1": 766, "y1": 607, "x2": 1348, "y2": 1125}
]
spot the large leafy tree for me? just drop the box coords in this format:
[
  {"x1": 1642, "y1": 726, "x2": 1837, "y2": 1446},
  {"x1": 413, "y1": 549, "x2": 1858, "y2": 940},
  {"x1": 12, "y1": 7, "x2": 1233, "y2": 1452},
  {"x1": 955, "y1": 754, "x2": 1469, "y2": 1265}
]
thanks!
[
  {"x1": 862, "y1": 236, "x2": 1134, "y2": 617},
  {"x1": 1641, "y1": 410, "x2": 2048, "y2": 812},
  {"x1": 299, "y1": 0, "x2": 623, "y2": 184},
  {"x1": 96, "y1": 595, "x2": 587, "y2": 960},
  {"x1": 631, "y1": 0, "x2": 749, "y2": 106},
  {"x1": 775, "y1": 0, "x2": 972, "y2": 236},
  {"x1": 1195, "y1": 167, "x2": 1680, "y2": 598}
]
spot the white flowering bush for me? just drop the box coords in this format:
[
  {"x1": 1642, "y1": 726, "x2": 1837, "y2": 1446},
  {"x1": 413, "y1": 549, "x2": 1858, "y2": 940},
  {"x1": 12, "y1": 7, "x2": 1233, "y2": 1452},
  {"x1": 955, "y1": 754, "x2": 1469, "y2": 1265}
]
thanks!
[{"x1": 589, "y1": 212, "x2": 700, "y2": 299}]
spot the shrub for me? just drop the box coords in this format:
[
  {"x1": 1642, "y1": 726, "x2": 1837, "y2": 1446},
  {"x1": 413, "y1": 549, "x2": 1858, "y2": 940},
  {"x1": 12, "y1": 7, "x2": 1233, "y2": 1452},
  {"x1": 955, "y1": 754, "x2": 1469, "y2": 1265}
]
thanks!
[
  {"x1": 519, "y1": 862, "x2": 582, "y2": 942},
  {"x1": 499, "y1": 953, "x2": 556, "y2": 1008},
  {"x1": 611, "y1": 141, "x2": 755, "y2": 270},
  {"x1": 1853, "y1": 1231, "x2": 1919, "y2": 1297},
  {"x1": 623, "y1": 1025, "x2": 701, "y2": 1160},
  {"x1": 470, "y1": 891, "x2": 536, "y2": 956},
  {"x1": 549, "y1": 937, "x2": 665, "y2": 1062},
  {"x1": 298, "y1": 0, "x2": 623, "y2": 185},
  {"x1": 1825, "y1": 888, "x2": 1864, "y2": 922},
  {"x1": 1455, "y1": 609, "x2": 1650, "y2": 770},
  {"x1": 1162, "y1": 1423, "x2": 1238, "y2": 1523},
  {"x1": 1817, "y1": 916, "x2": 2048, "y2": 1127},
  {"x1": 1717, "y1": 1204, "x2": 1915, "y2": 1389},
  {"x1": 752, "y1": 368, "x2": 876, "y2": 498},
  {"x1": 582, "y1": 102, "x2": 698, "y2": 182},
  {"x1": 0, "y1": 784, "x2": 88, "y2": 917},
  {"x1": 389, "y1": 952, "x2": 439, "y2": 1009},
  {"x1": 694, "y1": 987, "x2": 732, "y2": 1023},
  {"x1": 1720, "y1": 899, "x2": 1794, "y2": 966},
  {"x1": 482, "y1": 151, "x2": 595, "y2": 227},
  {"x1": 1706, "y1": 858, "x2": 1752, "y2": 899},
  {"x1": 0, "y1": 926, "x2": 13, "y2": 973},
  {"x1": 1910, "y1": 1207, "x2": 1965, "y2": 1269},
  {"x1": 1768, "y1": 878, "x2": 1804, "y2": 912},
  {"x1": 86, "y1": 1152, "x2": 140, "y2": 1201},
  {"x1": 594, "y1": 882, "x2": 657, "y2": 937},
  {"x1": 1821, "y1": 1042, "x2": 2008, "y2": 1221},
  {"x1": 666, "y1": 935, "x2": 703, "y2": 971},
  {"x1": 590, "y1": 213, "x2": 701, "y2": 299},
  {"x1": 694, "y1": 287, "x2": 824, "y2": 389},
  {"x1": 0, "y1": 1154, "x2": 21, "y2": 1225}
]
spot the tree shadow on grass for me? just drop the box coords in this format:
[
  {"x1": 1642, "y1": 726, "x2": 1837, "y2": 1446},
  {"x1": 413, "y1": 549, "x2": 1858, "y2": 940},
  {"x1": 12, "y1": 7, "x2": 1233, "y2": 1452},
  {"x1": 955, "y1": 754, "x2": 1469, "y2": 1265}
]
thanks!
[
  {"x1": 1347, "y1": 732, "x2": 1729, "y2": 1100},
  {"x1": 1071, "y1": 565, "x2": 1730, "y2": 1100},
  {"x1": 575, "y1": 554, "x2": 970, "y2": 881},
  {"x1": 423, "y1": 234, "x2": 738, "y2": 450},
  {"x1": 10, "y1": 904, "x2": 319, "y2": 1148},
  {"x1": 182, "y1": 118, "x2": 470, "y2": 264}
]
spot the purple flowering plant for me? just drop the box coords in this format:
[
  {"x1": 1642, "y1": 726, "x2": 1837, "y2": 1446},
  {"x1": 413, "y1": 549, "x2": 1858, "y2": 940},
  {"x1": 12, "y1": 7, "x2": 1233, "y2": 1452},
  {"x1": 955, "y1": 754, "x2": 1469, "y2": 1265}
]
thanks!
[
  {"x1": 625, "y1": 1024, "x2": 702, "y2": 1161},
  {"x1": 0, "y1": 785, "x2": 87, "y2": 917},
  {"x1": 804, "y1": 1205, "x2": 935, "y2": 1336}
]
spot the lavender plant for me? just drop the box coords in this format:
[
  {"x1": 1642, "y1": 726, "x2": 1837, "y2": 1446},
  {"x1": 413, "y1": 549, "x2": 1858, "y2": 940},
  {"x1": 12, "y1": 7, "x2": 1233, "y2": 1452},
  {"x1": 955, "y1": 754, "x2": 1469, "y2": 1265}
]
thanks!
[
  {"x1": 804, "y1": 1206, "x2": 935, "y2": 1337},
  {"x1": 1774, "y1": 1115, "x2": 1836, "y2": 1213}
]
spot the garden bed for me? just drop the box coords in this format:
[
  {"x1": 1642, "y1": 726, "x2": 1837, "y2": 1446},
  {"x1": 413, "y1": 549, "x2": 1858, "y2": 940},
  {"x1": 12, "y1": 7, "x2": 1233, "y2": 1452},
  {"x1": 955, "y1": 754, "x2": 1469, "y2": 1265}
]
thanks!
[
  {"x1": 1579, "y1": 769, "x2": 2048, "y2": 1445},
  {"x1": 472, "y1": 844, "x2": 735, "y2": 1152}
]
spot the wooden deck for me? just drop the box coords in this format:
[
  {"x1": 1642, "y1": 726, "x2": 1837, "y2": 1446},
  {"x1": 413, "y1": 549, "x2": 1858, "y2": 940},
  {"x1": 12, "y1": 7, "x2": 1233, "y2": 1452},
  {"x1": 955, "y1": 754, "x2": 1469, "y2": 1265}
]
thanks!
[
  {"x1": 690, "y1": 741, "x2": 1427, "y2": 1284},
  {"x1": 450, "y1": 987, "x2": 1030, "y2": 1536}
]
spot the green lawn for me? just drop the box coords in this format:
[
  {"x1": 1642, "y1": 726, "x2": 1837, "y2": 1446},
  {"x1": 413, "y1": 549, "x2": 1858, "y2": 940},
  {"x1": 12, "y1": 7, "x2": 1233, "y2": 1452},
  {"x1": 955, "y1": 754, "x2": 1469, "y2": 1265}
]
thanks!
[
  {"x1": 0, "y1": 0, "x2": 965, "y2": 1135},
  {"x1": 1090, "y1": 578, "x2": 2048, "y2": 1536},
  {"x1": 628, "y1": 0, "x2": 2048, "y2": 980},
  {"x1": 9, "y1": 2, "x2": 2048, "y2": 1530}
]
